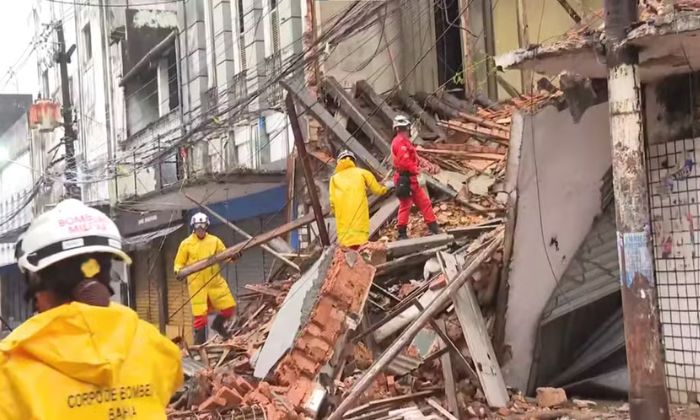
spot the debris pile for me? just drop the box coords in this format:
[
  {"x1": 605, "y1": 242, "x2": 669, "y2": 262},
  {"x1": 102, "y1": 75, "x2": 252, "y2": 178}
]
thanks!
[{"x1": 166, "y1": 80, "x2": 609, "y2": 419}]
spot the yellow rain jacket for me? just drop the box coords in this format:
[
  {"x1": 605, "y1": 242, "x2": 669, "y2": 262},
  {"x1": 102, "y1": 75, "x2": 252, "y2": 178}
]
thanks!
[
  {"x1": 174, "y1": 233, "x2": 236, "y2": 316},
  {"x1": 0, "y1": 302, "x2": 182, "y2": 420},
  {"x1": 329, "y1": 158, "x2": 388, "y2": 247}
]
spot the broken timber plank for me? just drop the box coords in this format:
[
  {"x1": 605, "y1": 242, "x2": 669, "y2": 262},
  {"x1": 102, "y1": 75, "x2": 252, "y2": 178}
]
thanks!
[
  {"x1": 355, "y1": 80, "x2": 399, "y2": 124},
  {"x1": 386, "y1": 234, "x2": 454, "y2": 258},
  {"x1": 281, "y1": 79, "x2": 387, "y2": 177},
  {"x1": 328, "y1": 232, "x2": 503, "y2": 420},
  {"x1": 417, "y1": 147, "x2": 504, "y2": 161},
  {"x1": 375, "y1": 245, "x2": 448, "y2": 275},
  {"x1": 438, "y1": 120, "x2": 509, "y2": 143},
  {"x1": 415, "y1": 92, "x2": 463, "y2": 121},
  {"x1": 427, "y1": 397, "x2": 459, "y2": 420},
  {"x1": 324, "y1": 76, "x2": 391, "y2": 155},
  {"x1": 436, "y1": 322, "x2": 460, "y2": 418},
  {"x1": 177, "y1": 210, "x2": 327, "y2": 279},
  {"x1": 396, "y1": 89, "x2": 447, "y2": 141},
  {"x1": 369, "y1": 196, "x2": 400, "y2": 239},
  {"x1": 184, "y1": 193, "x2": 300, "y2": 272},
  {"x1": 437, "y1": 251, "x2": 508, "y2": 408}
]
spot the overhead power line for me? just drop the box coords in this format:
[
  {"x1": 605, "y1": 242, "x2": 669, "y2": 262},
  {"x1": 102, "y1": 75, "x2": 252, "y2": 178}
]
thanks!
[{"x1": 44, "y1": 0, "x2": 181, "y2": 7}]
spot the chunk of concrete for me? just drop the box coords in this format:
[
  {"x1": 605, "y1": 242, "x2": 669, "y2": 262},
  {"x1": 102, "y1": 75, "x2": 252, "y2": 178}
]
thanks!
[
  {"x1": 536, "y1": 387, "x2": 567, "y2": 408},
  {"x1": 374, "y1": 288, "x2": 445, "y2": 343},
  {"x1": 386, "y1": 234, "x2": 454, "y2": 258},
  {"x1": 253, "y1": 247, "x2": 335, "y2": 379}
]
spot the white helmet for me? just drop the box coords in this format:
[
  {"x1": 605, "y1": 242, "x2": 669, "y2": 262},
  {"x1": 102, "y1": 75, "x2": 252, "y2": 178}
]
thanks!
[
  {"x1": 16, "y1": 199, "x2": 131, "y2": 273},
  {"x1": 337, "y1": 149, "x2": 356, "y2": 162},
  {"x1": 191, "y1": 212, "x2": 210, "y2": 227},
  {"x1": 392, "y1": 115, "x2": 411, "y2": 130}
]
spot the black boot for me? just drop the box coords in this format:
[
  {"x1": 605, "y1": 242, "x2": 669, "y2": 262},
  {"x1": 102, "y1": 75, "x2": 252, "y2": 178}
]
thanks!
[
  {"x1": 428, "y1": 222, "x2": 440, "y2": 235},
  {"x1": 212, "y1": 314, "x2": 231, "y2": 340},
  {"x1": 194, "y1": 327, "x2": 207, "y2": 345},
  {"x1": 397, "y1": 226, "x2": 408, "y2": 240}
]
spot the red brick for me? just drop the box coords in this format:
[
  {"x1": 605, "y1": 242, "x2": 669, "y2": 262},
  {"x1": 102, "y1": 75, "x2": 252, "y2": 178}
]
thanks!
[
  {"x1": 244, "y1": 390, "x2": 271, "y2": 406},
  {"x1": 235, "y1": 376, "x2": 254, "y2": 394},
  {"x1": 216, "y1": 386, "x2": 243, "y2": 407},
  {"x1": 288, "y1": 350, "x2": 319, "y2": 376},
  {"x1": 429, "y1": 275, "x2": 447, "y2": 290},
  {"x1": 313, "y1": 299, "x2": 334, "y2": 321},
  {"x1": 198, "y1": 395, "x2": 224, "y2": 411},
  {"x1": 307, "y1": 336, "x2": 333, "y2": 360},
  {"x1": 285, "y1": 377, "x2": 313, "y2": 407}
]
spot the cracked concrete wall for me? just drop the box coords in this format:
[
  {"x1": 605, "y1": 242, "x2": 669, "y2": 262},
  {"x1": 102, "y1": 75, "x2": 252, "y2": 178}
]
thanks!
[{"x1": 503, "y1": 102, "x2": 612, "y2": 391}]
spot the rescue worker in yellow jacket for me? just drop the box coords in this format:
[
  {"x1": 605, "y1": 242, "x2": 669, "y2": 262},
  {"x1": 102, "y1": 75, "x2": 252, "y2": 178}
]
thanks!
[
  {"x1": 329, "y1": 150, "x2": 390, "y2": 248},
  {"x1": 174, "y1": 212, "x2": 237, "y2": 344},
  {"x1": 0, "y1": 199, "x2": 183, "y2": 420}
]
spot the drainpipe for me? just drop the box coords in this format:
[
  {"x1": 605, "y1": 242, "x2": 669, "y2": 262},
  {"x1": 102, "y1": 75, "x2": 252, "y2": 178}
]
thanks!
[
  {"x1": 99, "y1": 0, "x2": 116, "y2": 214},
  {"x1": 182, "y1": 0, "x2": 193, "y2": 179},
  {"x1": 604, "y1": 0, "x2": 670, "y2": 418}
]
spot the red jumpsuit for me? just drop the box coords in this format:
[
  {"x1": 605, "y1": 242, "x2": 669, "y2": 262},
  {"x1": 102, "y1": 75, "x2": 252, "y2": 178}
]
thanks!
[{"x1": 391, "y1": 132, "x2": 437, "y2": 227}]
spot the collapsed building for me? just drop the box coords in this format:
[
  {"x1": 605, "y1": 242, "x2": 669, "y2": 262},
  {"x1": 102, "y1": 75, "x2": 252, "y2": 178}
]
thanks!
[{"x1": 162, "y1": 73, "x2": 631, "y2": 419}]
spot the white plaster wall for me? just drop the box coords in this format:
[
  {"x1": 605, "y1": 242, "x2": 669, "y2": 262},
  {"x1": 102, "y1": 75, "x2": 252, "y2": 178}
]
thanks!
[
  {"x1": 265, "y1": 111, "x2": 291, "y2": 163},
  {"x1": 503, "y1": 103, "x2": 612, "y2": 390}
]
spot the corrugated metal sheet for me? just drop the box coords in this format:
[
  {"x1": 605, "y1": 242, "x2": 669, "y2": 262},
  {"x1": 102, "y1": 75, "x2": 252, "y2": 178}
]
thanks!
[{"x1": 540, "y1": 203, "x2": 619, "y2": 325}]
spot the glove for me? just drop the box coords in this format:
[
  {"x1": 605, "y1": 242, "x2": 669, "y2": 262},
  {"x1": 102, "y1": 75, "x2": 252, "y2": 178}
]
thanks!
[
  {"x1": 384, "y1": 180, "x2": 395, "y2": 190},
  {"x1": 225, "y1": 252, "x2": 242, "y2": 263}
]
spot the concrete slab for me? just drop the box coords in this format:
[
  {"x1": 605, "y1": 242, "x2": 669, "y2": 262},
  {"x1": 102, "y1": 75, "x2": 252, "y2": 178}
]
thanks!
[
  {"x1": 253, "y1": 247, "x2": 335, "y2": 379},
  {"x1": 386, "y1": 234, "x2": 454, "y2": 258}
]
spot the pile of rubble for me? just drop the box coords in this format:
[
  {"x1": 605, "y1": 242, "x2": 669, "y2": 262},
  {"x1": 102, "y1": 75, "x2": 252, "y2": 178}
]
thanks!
[{"x1": 165, "y1": 80, "x2": 607, "y2": 419}]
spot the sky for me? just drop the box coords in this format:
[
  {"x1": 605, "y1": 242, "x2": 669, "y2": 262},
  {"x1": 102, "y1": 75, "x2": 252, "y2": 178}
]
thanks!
[{"x1": 0, "y1": 1, "x2": 39, "y2": 95}]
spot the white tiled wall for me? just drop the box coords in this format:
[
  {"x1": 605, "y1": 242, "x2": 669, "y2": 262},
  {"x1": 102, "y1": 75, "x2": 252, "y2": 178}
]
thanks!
[{"x1": 649, "y1": 138, "x2": 700, "y2": 403}]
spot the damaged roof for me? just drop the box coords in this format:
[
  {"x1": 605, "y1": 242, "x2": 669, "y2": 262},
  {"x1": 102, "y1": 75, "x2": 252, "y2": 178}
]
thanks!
[{"x1": 496, "y1": 0, "x2": 700, "y2": 82}]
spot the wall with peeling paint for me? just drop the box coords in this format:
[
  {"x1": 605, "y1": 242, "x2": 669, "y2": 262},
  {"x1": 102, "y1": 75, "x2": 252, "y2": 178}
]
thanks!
[
  {"x1": 491, "y1": 0, "x2": 602, "y2": 99},
  {"x1": 503, "y1": 102, "x2": 612, "y2": 391},
  {"x1": 645, "y1": 72, "x2": 700, "y2": 145}
]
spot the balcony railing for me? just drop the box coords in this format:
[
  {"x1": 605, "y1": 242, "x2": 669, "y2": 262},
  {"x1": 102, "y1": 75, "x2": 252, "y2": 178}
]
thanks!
[
  {"x1": 231, "y1": 71, "x2": 248, "y2": 99},
  {"x1": 264, "y1": 51, "x2": 283, "y2": 108}
]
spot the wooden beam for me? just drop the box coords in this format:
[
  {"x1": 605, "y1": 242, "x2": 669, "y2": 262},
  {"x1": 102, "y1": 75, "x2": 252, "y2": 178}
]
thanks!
[
  {"x1": 555, "y1": 0, "x2": 582, "y2": 23},
  {"x1": 436, "y1": 321, "x2": 460, "y2": 417},
  {"x1": 516, "y1": 0, "x2": 533, "y2": 94},
  {"x1": 458, "y1": 0, "x2": 476, "y2": 96},
  {"x1": 176, "y1": 211, "x2": 325, "y2": 279},
  {"x1": 396, "y1": 90, "x2": 447, "y2": 141},
  {"x1": 323, "y1": 76, "x2": 392, "y2": 155},
  {"x1": 355, "y1": 80, "x2": 398, "y2": 124},
  {"x1": 428, "y1": 397, "x2": 459, "y2": 420},
  {"x1": 285, "y1": 92, "x2": 331, "y2": 246},
  {"x1": 328, "y1": 231, "x2": 503, "y2": 419},
  {"x1": 280, "y1": 79, "x2": 387, "y2": 177},
  {"x1": 183, "y1": 193, "x2": 300, "y2": 272},
  {"x1": 438, "y1": 251, "x2": 508, "y2": 408}
]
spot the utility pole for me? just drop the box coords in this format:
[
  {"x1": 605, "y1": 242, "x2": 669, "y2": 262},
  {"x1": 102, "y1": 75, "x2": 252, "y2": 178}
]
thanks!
[
  {"x1": 604, "y1": 1, "x2": 670, "y2": 419},
  {"x1": 55, "y1": 21, "x2": 81, "y2": 200}
]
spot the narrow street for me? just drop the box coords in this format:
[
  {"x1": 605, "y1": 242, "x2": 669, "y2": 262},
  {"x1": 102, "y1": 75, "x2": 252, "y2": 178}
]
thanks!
[{"x1": 0, "y1": 0, "x2": 699, "y2": 419}]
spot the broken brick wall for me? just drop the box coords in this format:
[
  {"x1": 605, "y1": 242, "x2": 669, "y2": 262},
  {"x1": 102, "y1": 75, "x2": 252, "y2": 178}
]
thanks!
[{"x1": 270, "y1": 248, "x2": 375, "y2": 414}]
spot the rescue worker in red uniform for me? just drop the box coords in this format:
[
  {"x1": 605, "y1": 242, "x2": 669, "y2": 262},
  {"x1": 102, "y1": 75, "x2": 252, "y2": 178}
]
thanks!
[{"x1": 391, "y1": 115, "x2": 440, "y2": 239}]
